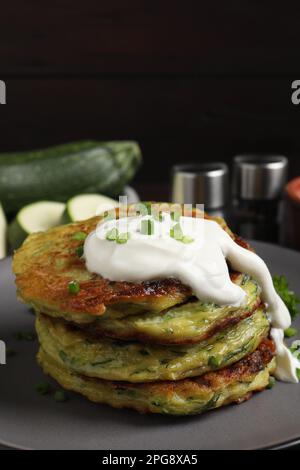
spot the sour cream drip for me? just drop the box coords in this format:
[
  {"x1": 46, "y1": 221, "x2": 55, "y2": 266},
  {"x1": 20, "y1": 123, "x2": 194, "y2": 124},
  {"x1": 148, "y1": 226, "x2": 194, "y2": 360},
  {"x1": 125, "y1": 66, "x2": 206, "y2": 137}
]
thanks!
[{"x1": 84, "y1": 212, "x2": 300, "y2": 382}]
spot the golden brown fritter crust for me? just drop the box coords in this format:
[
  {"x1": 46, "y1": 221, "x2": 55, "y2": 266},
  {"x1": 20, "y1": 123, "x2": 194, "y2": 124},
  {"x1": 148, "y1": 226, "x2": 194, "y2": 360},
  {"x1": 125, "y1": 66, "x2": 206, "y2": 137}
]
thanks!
[
  {"x1": 13, "y1": 215, "x2": 191, "y2": 316},
  {"x1": 104, "y1": 338, "x2": 275, "y2": 398},
  {"x1": 38, "y1": 338, "x2": 275, "y2": 415},
  {"x1": 37, "y1": 307, "x2": 270, "y2": 383},
  {"x1": 192, "y1": 338, "x2": 275, "y2": 391},
  {"x1": 111, "y1": 338, "x2": 275, "y2": 414},
  {"x1": 77, "y1": 298, "x2": 263, "y2": 345},
  {"x1": 13, "y1": 207, "x2": 253, "y2": 319}
]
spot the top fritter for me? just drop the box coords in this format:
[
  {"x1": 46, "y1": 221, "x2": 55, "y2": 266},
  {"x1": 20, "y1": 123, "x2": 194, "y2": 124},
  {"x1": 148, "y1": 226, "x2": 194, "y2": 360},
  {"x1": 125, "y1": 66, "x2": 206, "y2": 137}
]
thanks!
[{"x1": 12, "y1": 205, "x2": 249, "y2": 323}]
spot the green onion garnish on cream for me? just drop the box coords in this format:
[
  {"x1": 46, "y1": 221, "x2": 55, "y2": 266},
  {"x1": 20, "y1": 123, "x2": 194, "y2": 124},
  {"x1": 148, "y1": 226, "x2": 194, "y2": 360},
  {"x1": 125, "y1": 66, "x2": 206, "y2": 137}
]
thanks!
[
  {"x1": 106, "y1": 228, "x2": 118, "y2": 241},
  {"x1": 170, "y1": 223, "x2": 183, "y2": 240},
  {"x1": 141, "y1": 219, "x2": 154, "y2": 235}
]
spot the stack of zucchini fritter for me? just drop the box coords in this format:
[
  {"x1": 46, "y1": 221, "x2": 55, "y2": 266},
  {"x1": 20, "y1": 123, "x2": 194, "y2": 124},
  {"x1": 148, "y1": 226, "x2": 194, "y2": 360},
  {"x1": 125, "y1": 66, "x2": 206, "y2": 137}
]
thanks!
[{"x1": 12, "y1": 211, "x2": 276, "y2": 415}]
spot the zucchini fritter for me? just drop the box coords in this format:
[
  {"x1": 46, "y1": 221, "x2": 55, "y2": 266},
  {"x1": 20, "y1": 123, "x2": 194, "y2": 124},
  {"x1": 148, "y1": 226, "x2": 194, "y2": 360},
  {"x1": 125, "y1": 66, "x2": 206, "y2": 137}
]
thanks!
[
  {"x1": 37, "y1": 339, "x2": 276, "y2": 415},
  {"x1": 79, "y1": 275, "x2": 261, "y2": 345},
  {"x1": 12, "y1": 210, "x2": 252, "y2": 323},
  {"x1": 36, "y1": 308, "x2": 269, "y2": 383},
  {"x1": 13, "y1": 205, "x2": 275, "y2": 416}
]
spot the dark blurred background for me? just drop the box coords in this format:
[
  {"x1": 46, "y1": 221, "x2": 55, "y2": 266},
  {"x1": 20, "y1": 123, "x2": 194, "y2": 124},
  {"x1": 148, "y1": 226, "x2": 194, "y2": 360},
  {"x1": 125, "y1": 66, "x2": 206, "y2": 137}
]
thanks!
[{"x1": 1, "y1": 1, "x2": 300, "y2": 199}]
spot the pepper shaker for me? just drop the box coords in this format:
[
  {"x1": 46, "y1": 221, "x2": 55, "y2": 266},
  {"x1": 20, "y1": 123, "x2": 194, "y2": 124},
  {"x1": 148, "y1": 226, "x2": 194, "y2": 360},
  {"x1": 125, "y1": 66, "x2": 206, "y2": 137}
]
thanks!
[{"x1": 232, "y1": 154, "x2": 288, "y2": 242}]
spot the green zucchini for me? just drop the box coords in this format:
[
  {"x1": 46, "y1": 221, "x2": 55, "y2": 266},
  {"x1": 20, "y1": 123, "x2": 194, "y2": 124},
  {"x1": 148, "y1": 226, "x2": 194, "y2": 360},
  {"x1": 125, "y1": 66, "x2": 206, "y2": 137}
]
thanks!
[
  {"x1": 62, "y1": 193, "x2": 118, "y2": 222},
  {"x1": 8, "y1": 201, "x2": 66, "y2": 249},
  {"x1": 0, "y1": 141, "x2": 142, "y2": 213},
  {"x1": 0, "y1": 202, "x2": 7, "y2": 259}
]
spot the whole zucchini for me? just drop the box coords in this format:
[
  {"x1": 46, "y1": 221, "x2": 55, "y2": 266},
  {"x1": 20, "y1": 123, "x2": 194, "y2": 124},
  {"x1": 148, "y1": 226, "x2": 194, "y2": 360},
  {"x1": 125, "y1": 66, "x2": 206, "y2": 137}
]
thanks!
[{"x1": 0, "y1": 141, "x2": 142, "y2": 213}]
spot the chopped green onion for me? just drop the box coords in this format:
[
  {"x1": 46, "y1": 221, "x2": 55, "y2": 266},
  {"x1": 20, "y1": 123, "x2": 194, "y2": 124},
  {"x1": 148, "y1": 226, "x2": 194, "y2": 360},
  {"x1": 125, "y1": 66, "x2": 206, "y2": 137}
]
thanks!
[
  {"x1": 13, "y1": 331, "x2": 35, "y2": 341},
  {"x1": 106, "y1": 228, "x2": 118, "y2": 241},
  {"x1": 72, "y1": 231, "x2": 87, "y2": 241},
  {"x1": 23, "y1": 332, "x2": 36, "y2": 341},
  {"x1": 171, "y1": 211, "x2": 181, "y2": 222},
  {"x1": 153, "y1": 212, "x2": 164, "y2": 222},
  {"x1": 106, "y1": 228, "x2": 130, "y2": 243},
  {"x1": 170, "y1": 223, "x2": 183, "y2": 240},
  {"x1": 116, "y1": 238, "x2": 128, "y2": 244},
  {"x1": 181, "y1": 235, "x2": 194, "y2": 244},
  {"x1": 141, "y1": 219, "x2": 154, "y2": 235},
  {"x1": 13, "y1": 332, "x2": 24, "y2": 340},
  {"x1": 267, "y1": 376, "x2": 276, "y2": 389},
  {"x1": 208, "y1": 356, "x2": 222, "y2": 368},
  {"x1": 284, "y1": 327, "x2": 298, "y2": 338},
  {"x1": 35, "y1": 382, "x2": 51, "y2": 395},
  {"x1": 68, "y1": 280, "x2": 80, "y2": 294},
  {"x1": 53, "y1": 390, "x2": 68, "y2": 402},
  {"x1": 116, "y1": 232, "x2": 130, "y2": 244},
  {"x1": 103, "y1": 211, "x2": 114, "y2": 222},
  {"x1": 143, "y1": 202, "x2": 152, "y2": 215},
  {"x1": 75, "y1": 245, "x2": 84, "y2": 257}
]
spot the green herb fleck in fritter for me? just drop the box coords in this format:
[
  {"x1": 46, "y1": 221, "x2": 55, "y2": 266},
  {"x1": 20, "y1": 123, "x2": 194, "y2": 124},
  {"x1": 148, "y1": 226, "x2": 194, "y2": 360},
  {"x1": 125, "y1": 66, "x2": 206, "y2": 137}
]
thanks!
[
  {"x1": 72, "y1": 231, "x2": 87, "y2": 241},
  {"x1": 68, "y1": 280, "x2": 80, "y2": 294},
  {"x1": 170, "y1": 223, "x2": 183, "y2": 240},
  {"x1": 75, "y1": 245, "x2": 84, "y2": 257},
  {"x1": 208, "y1": 356, "x2": 222, "y2": 368}
]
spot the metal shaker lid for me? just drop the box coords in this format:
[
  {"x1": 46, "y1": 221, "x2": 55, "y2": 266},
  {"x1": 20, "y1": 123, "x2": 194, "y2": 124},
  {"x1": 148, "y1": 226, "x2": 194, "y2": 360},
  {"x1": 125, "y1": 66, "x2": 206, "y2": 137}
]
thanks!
[
  {"x1": 171, "y1": 163, "x2": 228, "y2": 209},
  {"x1": 233, "y1": 154, "x2": 288, "y2": 200}
]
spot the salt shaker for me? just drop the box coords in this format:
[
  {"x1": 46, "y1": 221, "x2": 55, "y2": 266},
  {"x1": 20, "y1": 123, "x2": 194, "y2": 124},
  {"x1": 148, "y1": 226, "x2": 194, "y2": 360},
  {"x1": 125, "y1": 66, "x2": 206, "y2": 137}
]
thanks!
[{"x1": 171, "y1": 163, "x2": 229, "y2": 218}]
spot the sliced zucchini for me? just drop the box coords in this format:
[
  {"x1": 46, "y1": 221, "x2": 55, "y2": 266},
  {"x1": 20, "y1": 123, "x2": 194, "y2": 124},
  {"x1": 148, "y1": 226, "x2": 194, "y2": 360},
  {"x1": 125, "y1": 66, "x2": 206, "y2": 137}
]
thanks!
[
  {"x1": 62, "y1": 194, "x2": 118, "y2": 222},
  {"x1": 0, "y1": 203, "x2": 7, "y2": 259},
  {"x1": 8, "y1": 201, "x2": 66, "y2": 249}
]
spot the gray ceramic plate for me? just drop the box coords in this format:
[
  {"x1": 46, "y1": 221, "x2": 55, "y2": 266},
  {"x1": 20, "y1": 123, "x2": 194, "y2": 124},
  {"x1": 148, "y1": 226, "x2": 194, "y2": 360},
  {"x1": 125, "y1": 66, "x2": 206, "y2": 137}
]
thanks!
[{"x1": 0, "y1": 241, "x2": 300, "y2": 450}]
